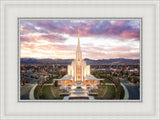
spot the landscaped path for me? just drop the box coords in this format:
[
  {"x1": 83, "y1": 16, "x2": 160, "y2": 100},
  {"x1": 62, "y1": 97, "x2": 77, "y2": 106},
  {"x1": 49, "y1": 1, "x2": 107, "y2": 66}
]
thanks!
[
  {"x1": 43, "y1": 83, "x2": 52, "y2": 86},
  {"x1": 29, "y1": 84, "x2": 37, "y2": 100},
  {"x1": 120, "y1": 79, "x2": 140, "y2": 99}
]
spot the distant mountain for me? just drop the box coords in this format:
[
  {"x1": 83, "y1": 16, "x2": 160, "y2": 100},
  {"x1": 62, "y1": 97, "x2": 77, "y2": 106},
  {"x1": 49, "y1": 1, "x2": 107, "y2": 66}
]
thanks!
[
  {"x1": 20, "y1": 58, "x2": 139, "y2": 64},
  {"x1": 20, "y1": 58, "x2": 73, "y2": 64},
  {"x1": 84, "y1": 58, "x2": 139, "y2": 64}
]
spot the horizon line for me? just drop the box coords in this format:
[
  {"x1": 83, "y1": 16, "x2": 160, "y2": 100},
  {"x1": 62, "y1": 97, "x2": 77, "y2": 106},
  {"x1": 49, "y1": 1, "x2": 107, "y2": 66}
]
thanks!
[{"x1": 20, "y1": 57, "x2": 140, "y2": 60}]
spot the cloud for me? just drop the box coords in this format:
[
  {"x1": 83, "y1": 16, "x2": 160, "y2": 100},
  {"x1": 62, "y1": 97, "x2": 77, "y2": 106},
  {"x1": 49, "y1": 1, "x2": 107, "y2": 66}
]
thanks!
[
  {"x1": 20, "y1": 20, "x2": 140, "y2": 41},
  {"x1": 107, "y1": 46, "x2": 136, "y2": 52},
  {"x1": 20, "y1": 20, "x2": 140, "y2": 59},
  {"x1": 82, "y1": 49, "x2": 139, "y2": 60},
  {"x1": 20, "y1": 34, "x2": 67, "y2": 44}
]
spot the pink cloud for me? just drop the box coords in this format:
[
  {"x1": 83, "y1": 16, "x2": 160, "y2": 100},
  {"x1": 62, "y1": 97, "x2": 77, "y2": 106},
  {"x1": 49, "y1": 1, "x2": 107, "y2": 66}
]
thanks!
[
  {"x1": 20, "y1": 20, "x2": 140, "y2": 59},
  {"x1": 120, "y1": 30, "x2": 139, "y2": 39}
]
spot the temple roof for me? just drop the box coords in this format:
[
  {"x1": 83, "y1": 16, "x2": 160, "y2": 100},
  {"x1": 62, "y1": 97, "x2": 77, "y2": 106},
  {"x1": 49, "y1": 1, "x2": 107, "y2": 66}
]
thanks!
[{"x1": 54, "y1": 75, "x2": 73, "y2": 81}]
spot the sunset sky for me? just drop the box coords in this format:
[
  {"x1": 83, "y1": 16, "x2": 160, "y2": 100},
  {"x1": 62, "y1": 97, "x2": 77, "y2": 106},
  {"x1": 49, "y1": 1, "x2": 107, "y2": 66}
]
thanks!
[{"x1": 20, "y1": 19, "x2": 140, "y2": 60}]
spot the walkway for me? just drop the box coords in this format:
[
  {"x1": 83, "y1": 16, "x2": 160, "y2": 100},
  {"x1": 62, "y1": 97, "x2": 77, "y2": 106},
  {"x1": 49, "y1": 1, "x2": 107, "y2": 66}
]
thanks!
[
  {"x1": 120, "y1": 83, "x2": 129, "y2": 99},
  {"x1": 105, "y1": 83, "x2": 115, "y2": 86},
  {"x1": 29, "y1": 84, "x2": 37, "y2": 100},
  {"x1": 70, "y1": 88, "x2": 88, "y2": 97},
  {"x1": 43, "y1": 83, "x2": 52, "y2": 86}
]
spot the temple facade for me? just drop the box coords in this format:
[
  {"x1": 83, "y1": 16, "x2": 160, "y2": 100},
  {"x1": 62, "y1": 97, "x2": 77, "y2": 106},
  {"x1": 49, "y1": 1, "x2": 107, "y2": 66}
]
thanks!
[{"x1": 54, "y1": 29, "x2": 104, "y2": 87}]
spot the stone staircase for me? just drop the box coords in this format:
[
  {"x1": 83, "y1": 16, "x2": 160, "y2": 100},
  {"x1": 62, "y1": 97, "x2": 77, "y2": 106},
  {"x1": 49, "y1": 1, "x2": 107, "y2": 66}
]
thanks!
[{"x1": 69, "y1": 87, "x2": 89, "y2": 100}]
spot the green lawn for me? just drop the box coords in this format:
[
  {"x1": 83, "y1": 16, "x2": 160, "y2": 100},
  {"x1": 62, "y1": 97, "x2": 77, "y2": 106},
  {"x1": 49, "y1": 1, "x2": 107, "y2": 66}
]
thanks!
[
  {"x1": 34, "y1": 85, "x2": 67, "y2": 99},
  {"x1": 91, "y1": 85, "x2": 115, "y2": 99},
  {"x1": 34, "y1": 84, "x2": 125, "y2": 100},
  {"x1": 91, "y1": 86, "x2": 107, "y2": 98},
  {"x1": 41, "y1": 85, "x2": 55, "y2": 99},
  {"x1": 34, "y1": 85, "x2": 39, "y2": 99},
  {"x1": 51, "y1": 86, "x2": 68, "y2": 98},
  {"x1": 91, "y1": 85, "x2": 124, "y2": 100},
  {"x1": 103, "y1": 85, "x2": 115, "y2": 99},
  {"x1": 104, "y1": 79, "x2": 112, "y2": 83},
  {"x1": 120, "y1": 85, "x2": 125, "y2": 99}
]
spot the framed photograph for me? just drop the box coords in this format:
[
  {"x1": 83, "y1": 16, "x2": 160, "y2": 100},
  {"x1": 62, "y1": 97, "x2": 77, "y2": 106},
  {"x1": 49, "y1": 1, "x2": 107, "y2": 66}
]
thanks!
[
  {"x1": 0, "y1": 0, "x2": 159, "y2": 119},
  {"x1": 19, "y1": 18, "x2": 141, "y2": 102}
]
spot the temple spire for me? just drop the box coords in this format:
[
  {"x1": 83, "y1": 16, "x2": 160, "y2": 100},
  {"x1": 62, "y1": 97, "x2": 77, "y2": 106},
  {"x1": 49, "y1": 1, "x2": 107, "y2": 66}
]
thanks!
[
  {"x1": 77, "y1": 29, "x2": 80, "y2": 51},
  {"x1": 76, "y1": 29, "x2": 82, "y2": 60}
]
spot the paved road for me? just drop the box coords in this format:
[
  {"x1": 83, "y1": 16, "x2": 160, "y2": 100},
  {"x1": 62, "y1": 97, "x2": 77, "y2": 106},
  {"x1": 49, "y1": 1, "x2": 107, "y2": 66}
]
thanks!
[
  {"x1": 21, "y1": 76, "x2": 38, "y2": 84},
  {"x1": 20, "y1": 84, "x2": 34, "y2": 100},
  {"x1": 29, "y1": 84, "x2": 37, "y2": 100},
  {"x1": 120, "y1": 79, "x2": 140, "y2": 100},
  {"x1": 20, "y1": 76, "x2": 38, "y2": 100}
]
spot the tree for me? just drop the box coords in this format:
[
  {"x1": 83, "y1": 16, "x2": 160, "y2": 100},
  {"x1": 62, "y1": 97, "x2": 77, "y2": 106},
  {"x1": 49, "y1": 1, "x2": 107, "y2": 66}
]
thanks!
[
  {"x1": 53, "y1": 81, "x2": 55, "y2": 88},
  {"x1": 22, "y1": 77, "x2": 25, "y2": 86},
  {"x1": 114, "y1": 78, "x2": 121, "y2": 99},
  {"x1": 128, "y1": 76, "x2": 131, "y2": 81},
  {"x1": 131, "y1": 77, "x2": 134, "y2": 83},
  {"x1": 120, "y1": 70, "x2": 123, "y2": 77},
  {"x1": 37, "y1": 78, "x2": 40, "y2": 86},
  {"x1": 37, "y1": 86, "x2": 42, "y2": 99},
  {"x1": 51, "y1": 74, "x2": 53, "y2": 79},
  {"x1": 26, "y1": 78, "x2": 29, "y2": 83},
  {"x1": 125, "y1": 71, "x2": 129, "y2": 76},
  {"x1": 42, "y1": 77, "x2": 45, "y2": 84},
  {"x1": 100, "y1": 80, "x2": 105, "y2": 86},
  {"x1": 54, "y1": 81, "x2": 58, "y2": 87}
]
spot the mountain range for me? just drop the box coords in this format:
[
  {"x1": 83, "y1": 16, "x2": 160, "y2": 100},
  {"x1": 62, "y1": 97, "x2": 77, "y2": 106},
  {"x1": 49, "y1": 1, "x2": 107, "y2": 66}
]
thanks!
[{"x1": 20, "y1": 58, "x2": 140, "y2": 65}]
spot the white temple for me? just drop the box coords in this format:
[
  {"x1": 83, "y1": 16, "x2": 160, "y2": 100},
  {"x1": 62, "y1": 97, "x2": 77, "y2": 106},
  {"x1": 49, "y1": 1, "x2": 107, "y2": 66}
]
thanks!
[{"x1": 54, "y1": 29, "x2": 104, "y2": 87}]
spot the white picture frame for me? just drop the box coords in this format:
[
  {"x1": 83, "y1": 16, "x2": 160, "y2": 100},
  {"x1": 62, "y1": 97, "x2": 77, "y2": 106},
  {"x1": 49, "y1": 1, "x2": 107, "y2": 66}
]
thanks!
[
  {"x1": 0, "y1": 0, "x2": 159, "y2": 119},
  {"x1": 17, "y1": 17, "x2": 142, "y2": 102}
]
